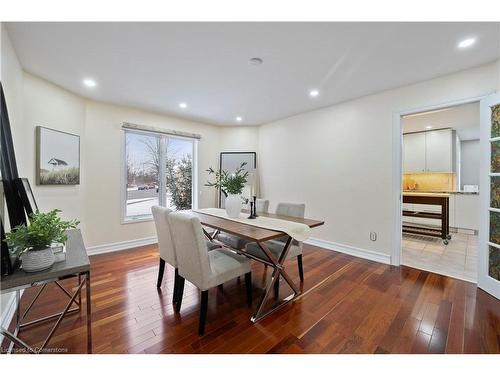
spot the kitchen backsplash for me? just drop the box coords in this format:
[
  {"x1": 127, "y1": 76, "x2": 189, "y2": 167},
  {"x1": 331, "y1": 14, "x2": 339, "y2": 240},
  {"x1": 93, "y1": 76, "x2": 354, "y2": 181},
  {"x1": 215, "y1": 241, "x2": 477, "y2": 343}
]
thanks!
[{"x1": 402, "y1": 173, "x2": 456, "y2": 192}]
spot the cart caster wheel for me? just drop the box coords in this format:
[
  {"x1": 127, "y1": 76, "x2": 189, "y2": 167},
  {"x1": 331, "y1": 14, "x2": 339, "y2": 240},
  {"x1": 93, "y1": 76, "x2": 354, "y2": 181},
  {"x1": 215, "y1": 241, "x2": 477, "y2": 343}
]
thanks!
[
  {"x1": 443, "y1": 239, "x2": 449, "y2": 245},
  {"x1": 446, "y1": 235, "x2": 451, "y2": 240}
]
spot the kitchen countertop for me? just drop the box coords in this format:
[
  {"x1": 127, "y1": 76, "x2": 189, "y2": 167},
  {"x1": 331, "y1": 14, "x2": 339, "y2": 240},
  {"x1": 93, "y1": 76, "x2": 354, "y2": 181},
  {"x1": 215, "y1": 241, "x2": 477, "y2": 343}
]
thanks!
[
  {"x1": 403, "y1": 192, "x2": 450, "y2": 197},
  {"x1": 403, "y1": 190, "x2": 478, "y2": 195}
]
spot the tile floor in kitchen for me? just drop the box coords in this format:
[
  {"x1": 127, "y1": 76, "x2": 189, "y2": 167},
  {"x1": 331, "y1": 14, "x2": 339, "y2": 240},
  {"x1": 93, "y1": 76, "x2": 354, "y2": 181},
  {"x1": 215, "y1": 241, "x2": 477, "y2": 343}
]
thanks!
[{"x1": 402, "y1": 231, "x2": 478, "y2": 283}]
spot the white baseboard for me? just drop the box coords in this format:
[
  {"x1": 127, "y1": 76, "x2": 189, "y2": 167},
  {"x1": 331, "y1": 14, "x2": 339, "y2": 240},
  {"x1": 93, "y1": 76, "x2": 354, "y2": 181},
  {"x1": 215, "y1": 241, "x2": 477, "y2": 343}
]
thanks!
[
  {"x1": 304, "y1": 237, "x2": 391, "y2": 265},
  {"x1": 86, "y1": 236, "x2": 158, "y2": 256},
  {"x1": 87, "y1": 235, "x2": 391, "y2": 265},
  {"x1": 0, "y1": 291, "x2": 22, "y2": 346}
]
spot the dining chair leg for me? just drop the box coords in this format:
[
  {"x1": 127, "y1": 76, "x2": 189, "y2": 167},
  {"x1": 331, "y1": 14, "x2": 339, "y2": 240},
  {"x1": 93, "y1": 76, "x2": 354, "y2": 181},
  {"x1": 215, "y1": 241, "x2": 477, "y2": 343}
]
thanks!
[
  {"x1": 175, "y1": 276, "x2": 185, "y2": 313},
  {"x1": 173, "y1": 268, "x2": 179, "y2": 304},
  {"x1": 198, "y1": 290, "x2": 209, "y2": 336},
  {"x1": 297, "y1": 255, "x2": 304, "y2": 282},
  {"x1": 157, "y1": 259, "x2": 166, "y2": 288},
  {"x1": 244, "y1": 272, "x2": 252, "y2": 307}
]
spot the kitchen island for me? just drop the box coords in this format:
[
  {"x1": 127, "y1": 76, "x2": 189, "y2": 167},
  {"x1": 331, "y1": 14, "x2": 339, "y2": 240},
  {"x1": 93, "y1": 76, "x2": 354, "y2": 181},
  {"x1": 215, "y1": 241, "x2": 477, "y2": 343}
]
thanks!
[{"x1": 402, "y1": 192, "x2": 451, "y2": 244}]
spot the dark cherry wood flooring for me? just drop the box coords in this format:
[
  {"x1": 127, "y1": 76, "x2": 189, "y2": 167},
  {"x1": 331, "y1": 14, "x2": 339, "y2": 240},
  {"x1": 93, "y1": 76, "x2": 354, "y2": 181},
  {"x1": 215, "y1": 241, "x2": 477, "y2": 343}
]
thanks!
[{"x1": 3, "y1": 243, "x2": 500, "y2": 353}]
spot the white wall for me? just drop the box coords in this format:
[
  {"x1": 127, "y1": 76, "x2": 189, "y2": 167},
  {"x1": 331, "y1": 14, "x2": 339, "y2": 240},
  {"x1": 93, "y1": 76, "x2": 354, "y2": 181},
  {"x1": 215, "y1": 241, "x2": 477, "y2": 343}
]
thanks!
[
  {"x1": 219, "y1": 126, "x2": 259, "y2": 153},
  {"x1": 83, "y1": 100, "x2": 222, "y2": 247},
  {"x1": 460, "y1": 139, "x2": 480, "y2": 189},
  {"x1": 22, "y1": 73, "x2": 86, "y2": 225},
  {"x1": 259, "y1": 62, "x2": 499, "y2": 259}
]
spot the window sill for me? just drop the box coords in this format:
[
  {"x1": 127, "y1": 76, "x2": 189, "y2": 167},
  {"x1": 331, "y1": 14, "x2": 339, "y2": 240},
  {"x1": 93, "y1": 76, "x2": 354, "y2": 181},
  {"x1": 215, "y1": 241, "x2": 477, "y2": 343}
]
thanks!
[{"x1": 121, "y1": 216, "x2": 153, "y2": 225}]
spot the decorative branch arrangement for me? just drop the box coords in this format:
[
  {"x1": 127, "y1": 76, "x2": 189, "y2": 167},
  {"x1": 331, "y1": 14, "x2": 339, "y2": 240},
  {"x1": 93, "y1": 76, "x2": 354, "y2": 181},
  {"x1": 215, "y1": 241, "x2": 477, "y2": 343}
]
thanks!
[{"x1": 205, "y1": 162, "x2": 249, "y2": 196}]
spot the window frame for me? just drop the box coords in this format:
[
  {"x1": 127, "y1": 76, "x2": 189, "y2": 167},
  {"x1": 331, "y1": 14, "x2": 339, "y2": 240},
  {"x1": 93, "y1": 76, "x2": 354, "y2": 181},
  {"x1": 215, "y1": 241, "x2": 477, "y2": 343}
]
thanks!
[{"x1": 120, "y1": 128, "x2": 198, "y2": 224}]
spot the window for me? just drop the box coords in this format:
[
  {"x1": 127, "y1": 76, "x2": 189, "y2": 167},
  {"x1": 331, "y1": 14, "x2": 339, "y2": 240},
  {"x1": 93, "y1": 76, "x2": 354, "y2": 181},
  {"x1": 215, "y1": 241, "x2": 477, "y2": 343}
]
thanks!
[{"x1": 123, "y1": 129, "x2": 196, "y2": 222}]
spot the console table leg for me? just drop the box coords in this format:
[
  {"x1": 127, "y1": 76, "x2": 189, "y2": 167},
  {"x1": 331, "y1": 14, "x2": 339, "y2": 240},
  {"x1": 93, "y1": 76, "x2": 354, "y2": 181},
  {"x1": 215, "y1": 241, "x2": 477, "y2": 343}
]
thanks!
[{"x1": 86, "y1": 272, "x2": 92, "y2": 354}]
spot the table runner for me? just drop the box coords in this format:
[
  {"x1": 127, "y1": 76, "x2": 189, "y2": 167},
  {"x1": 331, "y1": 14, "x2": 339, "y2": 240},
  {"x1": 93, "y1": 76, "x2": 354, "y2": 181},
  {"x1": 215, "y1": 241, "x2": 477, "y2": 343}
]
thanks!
[{"x1": 193, "y1": 208, "x2": 311, "y2": 242}]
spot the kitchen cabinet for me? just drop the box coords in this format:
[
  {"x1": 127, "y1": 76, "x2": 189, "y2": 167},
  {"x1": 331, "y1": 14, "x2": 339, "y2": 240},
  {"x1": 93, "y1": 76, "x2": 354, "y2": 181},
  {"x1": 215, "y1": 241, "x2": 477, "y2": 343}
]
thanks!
[
  {"x1": 455, "y1": 194, "x2": 479, "y2": 231},
  {"x1": 425, "y1": 129, "x2": 454, "y2": 172},
  {"x1": 403, "y1": 132, "x2": 426, "y2": 173},
  {"x1": 403, "y1": 129, "x2": 456, "y2": 173}
]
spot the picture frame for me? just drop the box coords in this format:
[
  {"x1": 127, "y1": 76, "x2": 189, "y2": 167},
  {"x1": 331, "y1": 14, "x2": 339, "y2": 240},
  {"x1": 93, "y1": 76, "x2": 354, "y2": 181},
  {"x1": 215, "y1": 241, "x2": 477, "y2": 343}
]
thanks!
[
  {"x1": 218, "y1": 152, "x2": 257, "y2": 208},
  {"x1": 15, "y1": 178, "x2": 38, "y2": 219},
  {"x1": 36, "y1": 126, "x2": 80, "y2": 185}
]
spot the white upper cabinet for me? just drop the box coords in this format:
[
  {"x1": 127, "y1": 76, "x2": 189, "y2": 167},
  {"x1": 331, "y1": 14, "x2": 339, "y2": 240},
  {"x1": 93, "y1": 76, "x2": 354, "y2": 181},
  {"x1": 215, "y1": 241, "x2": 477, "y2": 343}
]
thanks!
[
  {"x1": 403, "y1": 132, "x2": 426, "y2": 173},
  {"x1": 403, "y1": 129, "x2": 455, "y2": 173},
  {"x1": 425, "y1": 129, "x2": 453, "y2": 172}
]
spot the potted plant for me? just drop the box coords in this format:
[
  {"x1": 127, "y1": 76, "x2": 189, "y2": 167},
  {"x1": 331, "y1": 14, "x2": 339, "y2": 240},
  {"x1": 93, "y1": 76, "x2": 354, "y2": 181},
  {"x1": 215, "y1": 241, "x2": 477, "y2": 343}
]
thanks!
[
  {"x1": 206, "y1": 162, "x2": 249, "y2": 218},
  {"x1": 5, "y1": 209, "x2": 79, "y2": 272}
]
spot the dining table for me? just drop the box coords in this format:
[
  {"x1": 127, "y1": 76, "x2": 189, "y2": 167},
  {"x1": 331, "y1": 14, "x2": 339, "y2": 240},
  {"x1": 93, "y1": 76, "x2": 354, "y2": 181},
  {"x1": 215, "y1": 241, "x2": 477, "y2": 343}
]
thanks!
[{"x1": 189, "y1": 208, "x2": 324, "y2": 322}]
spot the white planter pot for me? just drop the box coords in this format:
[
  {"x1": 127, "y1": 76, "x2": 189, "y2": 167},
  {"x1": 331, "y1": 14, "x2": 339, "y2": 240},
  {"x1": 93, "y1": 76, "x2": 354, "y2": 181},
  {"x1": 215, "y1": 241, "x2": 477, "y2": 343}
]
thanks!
[
  {"x1": 21, "y1": 247, "x2": 55, "y2": 273},
  {"x1": 225, "y1": 194, "x2": 242, "y2": 218}
]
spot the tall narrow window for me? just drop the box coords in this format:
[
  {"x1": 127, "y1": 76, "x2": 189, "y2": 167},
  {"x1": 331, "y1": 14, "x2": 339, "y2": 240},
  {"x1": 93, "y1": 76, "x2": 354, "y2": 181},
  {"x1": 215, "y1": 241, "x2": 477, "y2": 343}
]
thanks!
[
  {"x1": 165, "y1": 137, "x2": 194, "y2": 210},
  {"x1": 123, "y1": 130, "x2": 196, "y2": 222}
]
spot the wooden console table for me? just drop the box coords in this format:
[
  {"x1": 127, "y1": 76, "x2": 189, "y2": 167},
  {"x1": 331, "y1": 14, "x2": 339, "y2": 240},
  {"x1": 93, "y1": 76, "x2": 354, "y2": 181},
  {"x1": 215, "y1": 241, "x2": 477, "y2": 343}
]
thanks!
[
  {"x1": 0, "y1": 229, "x2": 91, "y2": 354},
  {"x1": 403, "y1": 192, "x2": 451, "y2": 244}
]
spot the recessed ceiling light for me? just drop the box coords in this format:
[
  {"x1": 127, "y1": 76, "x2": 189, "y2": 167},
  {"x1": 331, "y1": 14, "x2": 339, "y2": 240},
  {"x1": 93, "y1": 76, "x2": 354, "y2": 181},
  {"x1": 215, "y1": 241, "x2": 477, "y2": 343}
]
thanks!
[
  {"x1": 248, "y1": 57, "x2": 263, "y2": 66},
  {"x1": 458, "y1": 38, "x2": 476, "y2": 49},
  {"x1": 426, "y1": 125, "x2": 433, "y2": 129},
  {"x1": 236, "y1": 116, "x2": 243, "y2": 122},
  {"x1": 179, "y1": 102, "x2": 187, "y2": 109},
  {"x1": 309, "y1": 89, "x2": 319, "y2": 98},
  {"x1": 83, "y1": 78, "x2": 97, "y2": 88}
]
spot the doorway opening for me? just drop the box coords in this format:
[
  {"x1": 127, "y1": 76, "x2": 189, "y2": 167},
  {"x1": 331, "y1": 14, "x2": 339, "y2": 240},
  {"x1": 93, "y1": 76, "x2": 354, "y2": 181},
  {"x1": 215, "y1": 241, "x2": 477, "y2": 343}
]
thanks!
[{"x1": 397, "y1": 100, "x2": 481, "y2": 282}]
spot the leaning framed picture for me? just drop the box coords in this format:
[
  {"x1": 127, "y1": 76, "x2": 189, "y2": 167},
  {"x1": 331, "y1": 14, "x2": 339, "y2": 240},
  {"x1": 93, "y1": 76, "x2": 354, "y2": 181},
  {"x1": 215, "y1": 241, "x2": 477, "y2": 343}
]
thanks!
[
  {"x1": 15, "y1": 178, "x2": 38, "y2": 218},
  {"x1": 218, "y1": 152, "x2": 256, "y2": 208},
  {"x1": 36, "y1": 126, "x2": 80, "y2": 185}
]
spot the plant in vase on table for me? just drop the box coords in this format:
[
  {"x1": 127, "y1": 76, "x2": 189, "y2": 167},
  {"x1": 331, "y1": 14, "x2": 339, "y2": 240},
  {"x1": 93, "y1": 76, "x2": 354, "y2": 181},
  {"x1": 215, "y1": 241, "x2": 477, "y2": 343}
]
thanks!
[
  {"x1": 206, "y1": 162, "x2": 249, "y2": 218},
  {"x1": 5, "y1": 209, "x2": 79, "y2": 272}
]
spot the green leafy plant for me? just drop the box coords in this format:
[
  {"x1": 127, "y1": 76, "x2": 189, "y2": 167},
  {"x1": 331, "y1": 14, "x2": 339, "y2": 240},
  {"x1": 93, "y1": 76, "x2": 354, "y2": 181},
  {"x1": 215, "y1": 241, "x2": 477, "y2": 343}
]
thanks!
[
  {"x1": 5, "y1": 209, "x2": 79, "y2": 255},
  {"x1": 205, "y1": 162, "x2": 249, "y2": 196}
]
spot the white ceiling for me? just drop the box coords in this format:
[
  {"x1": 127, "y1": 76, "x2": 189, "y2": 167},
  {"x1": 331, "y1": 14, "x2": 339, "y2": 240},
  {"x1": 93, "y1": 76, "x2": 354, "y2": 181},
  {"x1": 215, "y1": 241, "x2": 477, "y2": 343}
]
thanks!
[
  {"x1": 5, "y1": 22, "x2": 500, "y2": 126},
  {"x1": 402, "y1": 102, "x2": 480, "y2": 140}
]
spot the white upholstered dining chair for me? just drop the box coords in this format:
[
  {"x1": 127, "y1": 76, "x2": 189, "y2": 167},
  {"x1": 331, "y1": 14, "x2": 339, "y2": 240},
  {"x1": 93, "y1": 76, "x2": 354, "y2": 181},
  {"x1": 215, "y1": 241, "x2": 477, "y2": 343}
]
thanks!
[
  {"x1": 151, "y1": 206, "x2": 221, "y2": 305},
  {"x1": 168, "y1": 211, "x2": 253, "y2": 335},
  {"x1": 244, "y1": 202, "x2": 306, "y2": 283},
  {"x1": 216, "y1": 198, "x2": 270, "y2": 249}
]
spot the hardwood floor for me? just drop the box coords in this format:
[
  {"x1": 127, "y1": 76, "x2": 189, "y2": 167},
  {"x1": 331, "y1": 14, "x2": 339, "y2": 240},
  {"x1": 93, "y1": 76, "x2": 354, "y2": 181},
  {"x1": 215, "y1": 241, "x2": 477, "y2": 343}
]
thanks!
[{"x1": 3, "y1": 243, "x2": 500, "y2": 354}]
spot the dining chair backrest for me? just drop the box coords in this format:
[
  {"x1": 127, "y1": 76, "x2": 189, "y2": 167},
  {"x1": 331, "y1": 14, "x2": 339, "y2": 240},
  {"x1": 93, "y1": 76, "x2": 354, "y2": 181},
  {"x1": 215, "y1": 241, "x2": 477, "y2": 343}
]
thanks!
[
  {"x1": 152, "y1": 206, "x2": 177, "y2": 267},
  {"x1": 276, "y1": 202, "x2": 305, "y2": 219},
  {"x1": 168, "y1": 211, "x2": 211, "y2": 289},
  {"x1": 256, "y1": 199, "x2": 269, "y2": 214}
]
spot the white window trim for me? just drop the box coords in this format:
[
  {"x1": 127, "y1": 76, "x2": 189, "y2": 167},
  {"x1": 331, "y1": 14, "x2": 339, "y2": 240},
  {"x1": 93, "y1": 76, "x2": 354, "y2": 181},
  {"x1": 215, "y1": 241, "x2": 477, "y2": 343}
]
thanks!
[{"x1": 120, "y1": 128, "x2": 198, "y2": 224}]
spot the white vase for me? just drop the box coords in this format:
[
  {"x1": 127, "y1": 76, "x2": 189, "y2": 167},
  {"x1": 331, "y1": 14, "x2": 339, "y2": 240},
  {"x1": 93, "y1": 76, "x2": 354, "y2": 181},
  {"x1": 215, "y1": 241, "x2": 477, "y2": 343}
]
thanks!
[
  {"x1": 225, "y1": 194, "x2": 242, "y2": 218},
  {"x1": 21, "y1": 247, "x2": 55, "y2": 273}
]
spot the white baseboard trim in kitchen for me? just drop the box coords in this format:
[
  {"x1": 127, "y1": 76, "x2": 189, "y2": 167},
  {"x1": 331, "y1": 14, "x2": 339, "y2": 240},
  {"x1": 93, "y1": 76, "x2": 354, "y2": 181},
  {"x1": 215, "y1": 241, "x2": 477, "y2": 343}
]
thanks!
[
  {"x1": 304, "y1": 237, "x2": 391, "y2": 265},
  {"x1": 86, "y1": 236, "x2": 158, "y2": 256},
  {"x1": 0, "y1": 291, "x2": 21, "y2": 346}
]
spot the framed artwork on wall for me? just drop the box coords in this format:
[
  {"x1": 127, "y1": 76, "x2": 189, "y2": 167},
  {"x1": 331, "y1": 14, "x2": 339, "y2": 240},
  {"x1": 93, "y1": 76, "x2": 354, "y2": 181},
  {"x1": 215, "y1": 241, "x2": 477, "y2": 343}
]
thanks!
[
  {"x1": 36, "y1": 126, "x2": 80, "y2": 185},
  {"x1": 218, "y1": 152, "x2": 257, "y2": 208}
]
